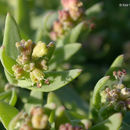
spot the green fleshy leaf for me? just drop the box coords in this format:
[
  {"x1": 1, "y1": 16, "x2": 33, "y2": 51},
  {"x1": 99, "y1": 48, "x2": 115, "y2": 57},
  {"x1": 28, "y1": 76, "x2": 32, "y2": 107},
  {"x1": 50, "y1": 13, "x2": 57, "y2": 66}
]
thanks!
[
  {"x1": 92, "y1": 76, "x2": 110, "y2": 109},
  {"x1": 3, "y1": 13, "x2": 21, "y2": 60},
  {"x1": 91, "y1": 113, "x2": 122, "y2": 130},
  {"x1": 7, "y1": 69, "x2": 82, "y2": 92},
  {"x1": 106, "y1": 55, "x2": 124, "y2": 77},
  {"x1": 69, "y1": 22, "x2": 84, "y2": 43},
  {"x1": 0, "y1": 101, "x2": 19, "y2": 129},
  {"x1": 0, "y1": 13, "x2": 21, "y2": 75},
  {"x1": 49, "y1": 43, "x2": 81, "y2": 70}
]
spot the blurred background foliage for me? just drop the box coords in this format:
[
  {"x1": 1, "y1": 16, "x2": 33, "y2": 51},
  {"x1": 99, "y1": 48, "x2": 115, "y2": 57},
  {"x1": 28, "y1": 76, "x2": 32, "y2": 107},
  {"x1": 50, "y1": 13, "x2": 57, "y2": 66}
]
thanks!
[{"x1": 0, "y1": 0, "x2": 130, "y2": 109}]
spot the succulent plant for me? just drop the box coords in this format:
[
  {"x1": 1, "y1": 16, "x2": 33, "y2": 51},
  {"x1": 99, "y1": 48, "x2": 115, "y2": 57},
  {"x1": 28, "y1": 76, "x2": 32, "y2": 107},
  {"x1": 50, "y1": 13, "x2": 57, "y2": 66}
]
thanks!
[{"x1": 0, "y1": 0, "x2": 130, "y2": 130}]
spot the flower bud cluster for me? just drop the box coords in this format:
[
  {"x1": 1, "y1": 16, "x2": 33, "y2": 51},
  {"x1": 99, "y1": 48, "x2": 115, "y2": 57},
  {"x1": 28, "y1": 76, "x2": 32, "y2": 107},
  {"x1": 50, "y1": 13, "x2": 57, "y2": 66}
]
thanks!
[
  {"x1": 113, "y1": 69, "x2": 126, "y2": 84},
  {"x1": 50, "y1": 0, "x2": 84, "y2": 40},
  {"x1": 12, "y1": 40, "x2": 54, "y2": 87},
  {"x1": 13, "y1": 107, "x2": 49, "y2": 130},
  {"x1": 100, "y1": 70, "x2": 130, "y2": 111}
]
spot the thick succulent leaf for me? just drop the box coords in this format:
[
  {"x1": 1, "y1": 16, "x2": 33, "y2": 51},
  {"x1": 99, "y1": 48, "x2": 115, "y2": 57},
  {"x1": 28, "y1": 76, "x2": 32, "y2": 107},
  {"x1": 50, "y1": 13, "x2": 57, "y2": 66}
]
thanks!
[
  {"x1": 0, "y1": 14, "x2": 21, "y2": 75},
  {"x1": 6, "y1": 69, "x2": 82, "y2": 92},
  {"x1": 0, "y1": 101, "x2": 18, "y2": 129},
  {"x1": 91, "y1": 113, "x2": 122, "y2": 130},
  {"x1": 49, "y1": 43, "x2": 81, "y2": 70},
  {"x1": 18, "y1": 69, "x2": 81, "y2": 92},
  {"x1": 2, "y1": 13, "x2": 21, "y2": 60},
  {"x1": 69, "y1": 22, "x2": 84, "y2": 43},
  {"x1": 92, "y1": 76, "x2": 110, "y2": 109},
  {"x1": 106, "y1": 55, "x2": 124, "y2": 77}
]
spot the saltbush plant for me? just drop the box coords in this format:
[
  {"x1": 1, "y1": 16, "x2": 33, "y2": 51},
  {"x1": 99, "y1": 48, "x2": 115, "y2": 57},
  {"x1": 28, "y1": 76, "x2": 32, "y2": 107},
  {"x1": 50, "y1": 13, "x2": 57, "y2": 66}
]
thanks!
[{"x1": 0, "y1": 0, "x2": 130, "y2": 130}]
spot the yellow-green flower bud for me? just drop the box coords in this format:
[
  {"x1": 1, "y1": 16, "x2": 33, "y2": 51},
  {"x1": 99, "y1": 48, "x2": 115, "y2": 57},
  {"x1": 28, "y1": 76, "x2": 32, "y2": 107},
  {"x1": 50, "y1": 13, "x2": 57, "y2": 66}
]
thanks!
[
  {"x1": 31, "y1": 114, "x2": 48, "y2": 129},
  {"x1": 30, "y1": 68, "x2": 45, "y2": 83},
  {"x1": 23, "y1": 63, "x2": 35, "y2": 72},
  {"x1": 17, "y1": 55, "x2": 30, "y2": 65},
  {"x1": 32, "y1": 41, "x2": 48, "y2": 58}
]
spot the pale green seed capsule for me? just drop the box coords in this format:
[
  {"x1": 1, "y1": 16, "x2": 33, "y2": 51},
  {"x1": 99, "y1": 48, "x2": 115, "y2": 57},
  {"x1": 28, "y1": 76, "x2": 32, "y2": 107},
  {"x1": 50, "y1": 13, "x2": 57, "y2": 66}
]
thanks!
[{"x1": 32, "y1": 41, "x2": 48, "y2": 58}]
